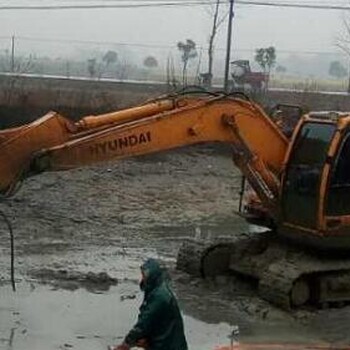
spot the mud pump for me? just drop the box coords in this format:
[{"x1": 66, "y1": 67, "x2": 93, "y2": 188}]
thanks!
[{"x1": 1, "y1": 89, "x2": 350, "y2": 309}]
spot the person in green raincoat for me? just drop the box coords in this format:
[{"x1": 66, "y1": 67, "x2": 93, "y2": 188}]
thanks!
[{"x1": 111, "y1": 258, "x2": 188, "y2": 350}]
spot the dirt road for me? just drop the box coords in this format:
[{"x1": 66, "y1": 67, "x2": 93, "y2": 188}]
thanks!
[{"x1": 0, "y1": 145, "x2": 349, "y2": 350}]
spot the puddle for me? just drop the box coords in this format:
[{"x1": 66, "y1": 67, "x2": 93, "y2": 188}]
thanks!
[
  {"x1": 1, "y1": 220, "x2": 349, "y2": 349},
  {"x1": 0, "y1": 282, "x2": 235, "y2": 350}
]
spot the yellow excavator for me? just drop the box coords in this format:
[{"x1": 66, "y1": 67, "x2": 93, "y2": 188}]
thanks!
[{"x1": 1, "y1": 89, "x2": 350, "y2": 310}]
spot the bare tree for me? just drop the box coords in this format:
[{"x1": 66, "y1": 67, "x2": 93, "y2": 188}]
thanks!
[
  {"x1": 205, "y1": 0, "x2": 228, "y2": 87},
  {"x1": 336, "y1": 14, "x2": 350, "y2": 92},
  {"x1": 177, "y1": 39, "x2": 198, "y2": 86},
  {"x1": 143, "y1": 56, "x2": 158, "y2": 81},
  {"x1": 166, "y1": 54, "x2": 177, "y2": 88},
  {"x1": 0, "y1": 51, "x2": 36, "y2": 75},
  {"x1": 255, "y1": 46, "x2": 276, "y2": 90},
  {"x1": 2, "y1": 54, "x2": 37, "y2": 105},
  {"x1": 115, "y1": 59, "x2": 133, "y2": 81},
  {"x1": 103, "y1": 50, "x2": 118, "y2": 66},
  {"x1": 101, "y1": 50, "x2": 118, "y2": 78},
  {"x1": 329, "y1": 61, "x2": 347, "y2": 79},
  {"x1": 143, "y1": 56, "x2": 158, "y2": 69},
  {"x1": 87, "y1": 58, "x2": 97, "y2": 78}
]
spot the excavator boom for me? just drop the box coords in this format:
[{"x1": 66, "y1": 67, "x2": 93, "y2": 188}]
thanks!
[{"x1": 0, "y1": 93, "x2": 288, "y2": 217}]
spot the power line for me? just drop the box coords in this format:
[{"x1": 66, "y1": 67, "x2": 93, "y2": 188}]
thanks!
[
  {"x1": 237, "y1": 1, "x2": 350, "y2": 10},
  {"x1": 0, "y1": 0, "x2": 349, "y2": 10},
  {"x1": 0, "y1": 1, "x2": 221, "y2": 10},
  {"x1": 2, "y1": 0, "x2": 348, "y2": 3},
  {"x1": 0, "y1": 35, "x2": 345, "y2": 56},
  {"x1": 18, "y1": 35, "x2": 176, "y2": 49}
]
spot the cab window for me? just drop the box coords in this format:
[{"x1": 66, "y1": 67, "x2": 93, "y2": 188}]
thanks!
[{"x1": 327, "y1": 133, "x2": 350, "y2": 215}]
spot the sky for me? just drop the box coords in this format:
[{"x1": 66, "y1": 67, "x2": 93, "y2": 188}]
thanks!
[{"x1": 0, "y1": 0, "x2": 348, "y2": 75}]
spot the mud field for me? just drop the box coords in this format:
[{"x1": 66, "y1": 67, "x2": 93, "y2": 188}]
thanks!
[{"x1": 0, "y1": 145, "x2": 350, "y2": 350}]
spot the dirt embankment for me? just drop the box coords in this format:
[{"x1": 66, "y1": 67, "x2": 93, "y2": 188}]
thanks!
[
  {"x1": 1, "y1": 75, "x2": 350, "y2": 129},
  {"x1": 0, "y1": 75, "x2": 168, "y2": 128}
]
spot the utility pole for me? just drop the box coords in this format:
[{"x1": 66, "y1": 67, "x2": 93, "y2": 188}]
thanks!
[
  {"x1": 348, "y1": 60, "x2": 350, "y2": 94},
  {"x1": 224, "y1": 0, "x2": 235, "y2": 92},
  {"x1": 11, "y1": 35, "x2": 15, "y2": 73}
]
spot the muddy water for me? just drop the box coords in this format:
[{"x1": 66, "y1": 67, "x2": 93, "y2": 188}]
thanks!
[
  {"x1": 0, "y1": 242, "x2": 346, "y2": 350},
  {"x1": 0, "y1": 147, "x2": 350, "y2": 349},
  {"x1": 0, "y1": 282, "x2": 234, "y2": 350}
]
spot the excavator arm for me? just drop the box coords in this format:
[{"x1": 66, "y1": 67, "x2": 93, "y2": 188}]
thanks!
[{"x1": 0, "y1": 92, "x2": 288, "y2": 217}]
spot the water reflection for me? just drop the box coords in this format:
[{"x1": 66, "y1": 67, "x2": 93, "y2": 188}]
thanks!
[{"x1": 0, "y1": 282, "x2": 234, "y2": 350}]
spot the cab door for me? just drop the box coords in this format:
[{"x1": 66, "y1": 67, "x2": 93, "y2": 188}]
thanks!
[
  {"x1": 326, "y1": 131, "x2": 350, "y2": 217},
  {"x1": 281, "y1": 122, "x2": 335, "y2": 229}
]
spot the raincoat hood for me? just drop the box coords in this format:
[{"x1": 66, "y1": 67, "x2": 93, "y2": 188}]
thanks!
[{"x1": 140, "y1": 258, "x2": 164, "y2": 293}]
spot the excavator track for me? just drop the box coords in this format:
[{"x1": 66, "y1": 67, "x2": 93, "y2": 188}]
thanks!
[
  {"x1": 176, "y1": 238, "x2": 235, "y2": 277},
  {"x1": 256, "y1": 242, "x2": 350, "y2": 309},
  {"x1": 176, "y1": 231, "x2": 350, "y2": 309}
]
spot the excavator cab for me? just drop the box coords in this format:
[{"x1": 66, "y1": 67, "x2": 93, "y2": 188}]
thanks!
[
  {"x1": 280, "y1": 113, "x2": 350, "y2": 250},
  {"x1": 228, "y1": 113, "x2": 350, "y2": 308}
]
